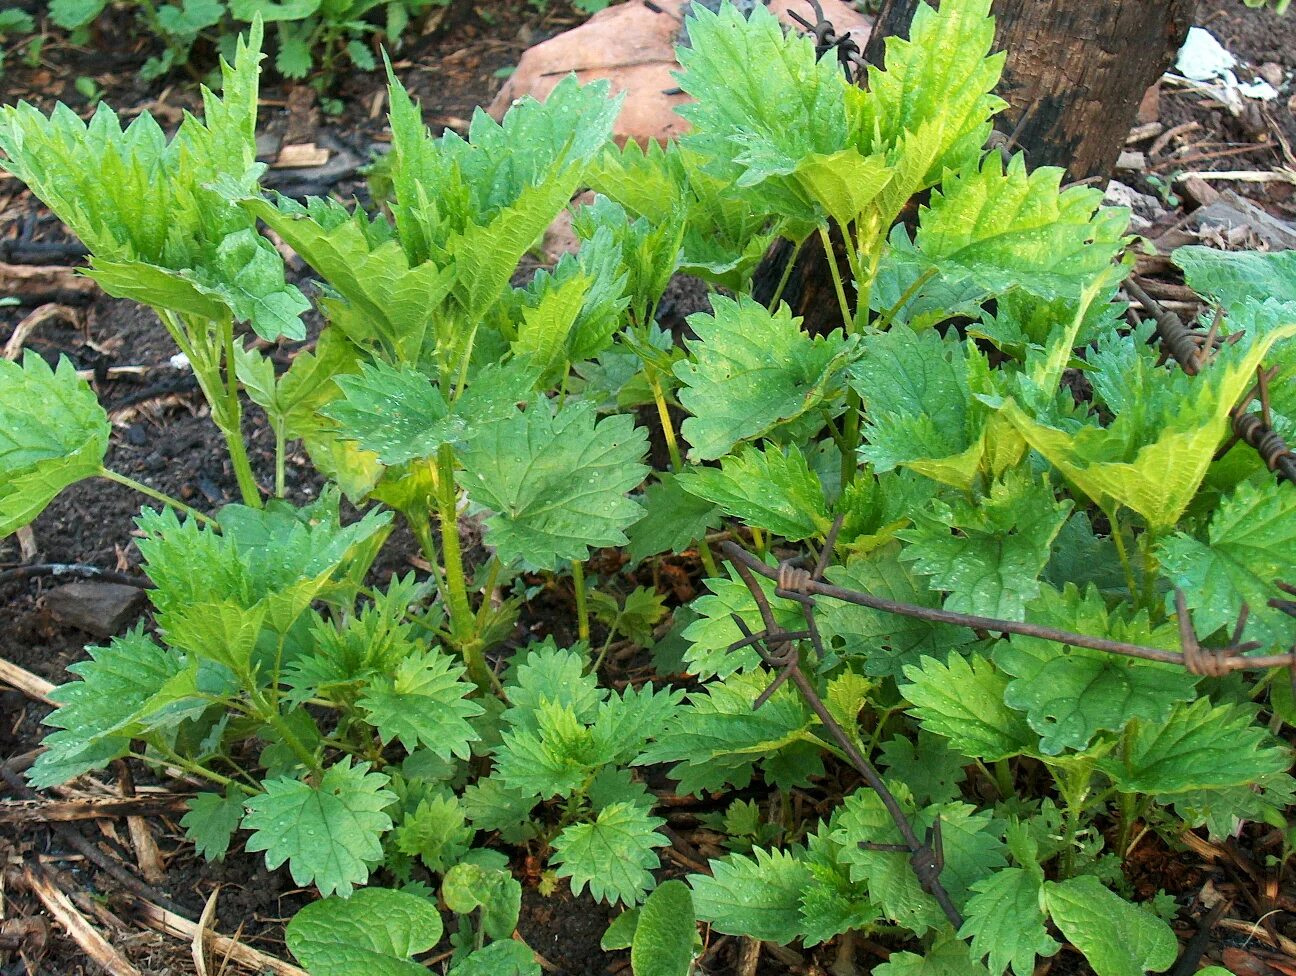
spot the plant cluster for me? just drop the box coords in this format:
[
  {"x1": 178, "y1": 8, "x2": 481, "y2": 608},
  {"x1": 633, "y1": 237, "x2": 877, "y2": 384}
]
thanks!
[
  {"x1": 2, "y1": 2, "x2": 1295, "y2": 974},
  {"x1": 43, "y1": 0, "x2": 444, "y2": 83}
]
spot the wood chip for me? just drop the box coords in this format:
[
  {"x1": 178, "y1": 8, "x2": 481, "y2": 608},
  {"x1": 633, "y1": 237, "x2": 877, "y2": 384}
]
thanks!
[
  {"x1": 1179, "y1": 174, "x2": 1221, "y2": 208},
  {"x1": 0, "y1": 656, "x2": 56, "y2": 705},
  {"x1": 0, "y1": 796, "x2": 192, "y2": 825},
  {"x1": 2, "y1": 303, "x2": 79, "y2": 360},
  {"x1": 127, "y1": 896, "x2": 310, "y2": 976},
  {"x1": 191, "y1": 888, "x2": 219, "y2": 976},
  {"x1": 19, "y1": 862, "x2": 143, "y2": 976},
  {"x1": 272, "y1": 143, "x2": 331, "y2": 169},
  {"x1": 1127, "y1": 122, "x2": 1164, "y2": 144},
  {"x1": 0, "y1": 262, "x2": 97, "y2": 305}
]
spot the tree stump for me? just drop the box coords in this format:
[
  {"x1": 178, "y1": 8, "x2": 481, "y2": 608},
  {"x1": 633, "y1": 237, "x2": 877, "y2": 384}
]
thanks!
[{"x1": 757, "y1": 0, "x2": 1198, "y2": 333}]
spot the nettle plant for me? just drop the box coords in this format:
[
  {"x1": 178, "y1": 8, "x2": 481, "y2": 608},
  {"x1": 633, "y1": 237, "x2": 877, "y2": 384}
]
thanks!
[
  {"x1": 2, "y1": 1, "x2": 1295, "y2": 974},
  {"x1": 45, "y1": 0, "x2": 440, "y2": 83}
]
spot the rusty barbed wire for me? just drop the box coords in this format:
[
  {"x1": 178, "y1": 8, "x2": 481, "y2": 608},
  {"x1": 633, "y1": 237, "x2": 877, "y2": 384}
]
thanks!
[
  {"x1": 716, "y1": 524, "x2": 1296, "y2": 939},
  {"x1": 1123, "y1": 276, "x2": 1296, "y2": 486},
  {"x1": 721, "y1": 538, "x2": 1294, "y2": 674},
  {"x1": 720, "y1": 518, "x2": 966, "y2": 930}
]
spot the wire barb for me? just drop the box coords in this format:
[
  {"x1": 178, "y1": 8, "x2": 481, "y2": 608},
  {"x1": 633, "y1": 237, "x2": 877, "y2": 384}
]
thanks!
[{"x1": 721, "y1": 531, "x2": 965, "y2": 930}]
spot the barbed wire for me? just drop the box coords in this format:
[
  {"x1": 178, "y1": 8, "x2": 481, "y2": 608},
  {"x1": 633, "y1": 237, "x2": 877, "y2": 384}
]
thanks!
[
  {"x1": 1124, "y1": 276, "x2": 1296, "y2": 486},
  {"x1": 718, "y1": 515, "x2": 1296, "y2": 934}
]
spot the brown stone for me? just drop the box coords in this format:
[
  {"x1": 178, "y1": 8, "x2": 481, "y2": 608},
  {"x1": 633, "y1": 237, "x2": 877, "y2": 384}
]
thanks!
[
  {"x1": 44, "y1": 582, "x2": 147, "y2": 638},
  {"x1": 487, "y1": 0, "x2": 873, "y2": 147}
]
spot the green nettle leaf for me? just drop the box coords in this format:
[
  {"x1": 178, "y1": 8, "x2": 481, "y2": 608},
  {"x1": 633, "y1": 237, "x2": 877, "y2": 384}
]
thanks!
[
  {"x1": 49, "y1": 0, "x2": 108, "y2": 28},
  {"x1": 678, "y1": 443, "x2": 830, "y2": 541},
  {"x1": 832, "y1": 788, "x2": 1006, "y2": 934},
  {"x1": 1171, "y1": 770, "x2": 1296, "y2": 840},
  {"x1": 285, "y1": 888, "x2": 444, "y2": 976},
  {"x1": 681, "y1": 563, "x2": 805, "y2": 678},
  {"x1": 511, "y1": 272, "x2": 590, "y2": 380},
  {"x1": 878, "y1": 730, "x2": 968, "y2": 806},
  {"x1": 138, "y1": 496, "x2": 391, "y2": 652},
  {"x1": 591, "y1": 683, "x2": 685, "y2": 767},
  {"x1": 674, "y1": 295, "x2": 857, "y2": 461},
  {"x1": 898, "y1": 472, "x2": 1072, "y2": 619},
  {"x1": 357, "y1": 648, "x2": 484, "y2": 758},
  {"x1": 550, "y1": 802, "x2": 668, "y2": 907},
  {"x1": 901, "y1": 653, "x2": 1036, "y2": 761},
  {"x1": 239, "y1": 196, "x2": 454, "y2": 363},
  {"x1": 393, "y1": 794, "x2": 474, "y2": 874},
  {"x1": 994, "y1": 585, "x2": 1196, "y2": 755},
  {"x1": 637, "y1": 670, "x2": 817, "y2": 796},
  {"x1": 0, "y1": 353, "x2": 110, "y2": 537},
  {"x1": 1158, "y1": 476, "x2": 1296, "y2": 651},
  {"x1": 457, "y1": 399, "x2": 648, "y2": 570},
  {"x1": 1042, "y1": 877, "x2": 1177, "y2": 976},
  {"x1": 690, "y1": 847, "x2": 812, "y2": 945},
  {"x1": 1097, "y1": 698, "x2": 1292, "y2": 795},
  {"x1": 0, "y1": 26, "x2": 308, "y2": 342},
  {"x1": 1174, "y1": 245, "x2": 1296, "y2": 308},
  {"x1": 494, "y1": 701, "x2": 601, "y2": 800},
  {"x1": 999, "y1": 322, "x2": 1296, "y2": 533},
  {"x1": 874, "y1": 934, "x2": 993, "y2": 976},
  {"x1": 28, "y1": 629, "x2": 185, "y2": 788},
  {"x1": 854, "y1": 0, "x2": 1004, "y2": 186},
  {"x1": 916, "y1": 153, "x2": 1128, "y2": 301},
  {"x1": 629, "y1": 879, "x2": 697, "y2": 976},
  {"x1": 958, "y1": 868, "x2": 1059, "y2": 976},
  {"x1": 322, "y1": 358, "x2": 538, "y2": 466},
  {"x1": 242, "y1": 760, "x2": 396, "y2": 897},
  {"x1": 799, "y1": 824, "x2": 880, "y2": 947},
  {"x1": 675, "y1": 0, "x2": 853, "y2": 223},
  {"x1": 850, "y1": 328, "x2": 1000, "y2": 490},
  {"x1": 443, "y1": 862, "x2": 522, "y2": 940},
  {"x1": 182, "y1": 790, "x2": 248, "y2": 863},
  {"x1": 503, "y1": 641, "x2": 605, "y2": 730},
  {"x1": 817, "y1": 544, "x2": 976, "y2": 679}
]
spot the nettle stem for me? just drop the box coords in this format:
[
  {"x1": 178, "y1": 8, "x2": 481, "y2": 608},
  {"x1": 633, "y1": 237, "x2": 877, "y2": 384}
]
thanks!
[
  {"x1": 248, "y1": 687, "x2": 319, "y2": 774},
  {"x1": 432, "y1": 445, "x2": 493, "y2": 692},
  {"x1": 572, "y1": 559, "x2": 590, "y2": 645},
  {"x1": 647, "y1": 370, "x2": 684, "y2": 473},
  {"x1": 99, "y1": 468, "x2": 215, "y2": 525},
  {"x1": 156, "y1": 309, "x2": 261, "y2": 508},
  {"x1": 220, "y1": 318, "x2": 262, "y2": 508}
]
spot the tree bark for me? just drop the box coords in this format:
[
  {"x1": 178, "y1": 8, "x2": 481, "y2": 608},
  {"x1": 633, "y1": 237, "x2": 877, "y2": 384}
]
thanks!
[
  {"x1": 755, "y1": 0, "x2": 1198, "y2": 332},
  {"x1": 863, "y1": 0, "x2": 1196, "y2": 182}
]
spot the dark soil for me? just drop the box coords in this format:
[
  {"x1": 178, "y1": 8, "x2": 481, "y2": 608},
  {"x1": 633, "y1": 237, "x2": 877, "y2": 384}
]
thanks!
[{"x1": 3, "y1": 1, "x2": 1296, "y2": 974}]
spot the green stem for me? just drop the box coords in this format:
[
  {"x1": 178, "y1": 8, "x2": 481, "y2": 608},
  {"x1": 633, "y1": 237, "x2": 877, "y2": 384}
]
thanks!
[
  {"x1": 433, "y1": 445, "x2": 492, "y2": 691},
  {"x1": 273, "y1": 422, "x2": 286, "y2": 499},
  {"x1": 1055, "y1": 761, "x2": 1093, "y2": 878},
  {"x1": 220, "y1": 318, "x2": 262, "y2": 508},
  {"x1": 148, "y1": 744, "x2": 257, "y2": 796},
  {"x1": 874, "y1": 266, "x2": 937, "y2": 332},
  {"x1": 572, "y1": 559, "x2": 590, "y2": 645},
  {"x1": 474, "y1": 558, "x2": 504, "y2": 630},
  {"x1": 248, "y1": 687, "x2": 320, "y2": 775},
  {"x1": 993, "y1": 759, "x2": 1014, "y2": 799},
  {"x1": 751, "y1": 525, "x2": 766, "y2": 558},
  {"x1": 818, "y1": 225, "x2": 854, "y2": 332},
  {"x1": 99, "y1": 468, "x2": 215, "y2": 525},
  {"x1": 1108, "y1": 508, "x2": 1140, "y2": 605},
  {"x1": 648, "y1": 370, "x2": 684, "y2": 473},
  {"x1": 696, "y1": 539, "x2": 720, "y2": 578},
  {"x1": 769, "y1": 237, "x2": 804, "y2": 310},
  {"x1": 841, "y1": 389, "x2": 862, "y2": 489},
  {"x1": 1137, "y1": 530, "x2": 1162, "y2": 616}
]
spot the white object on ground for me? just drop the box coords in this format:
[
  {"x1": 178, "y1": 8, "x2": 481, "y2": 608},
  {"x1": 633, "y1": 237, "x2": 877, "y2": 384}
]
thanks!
[{"x1": 1176, "y1": 27, "x2": 1235, "y2": 81}]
